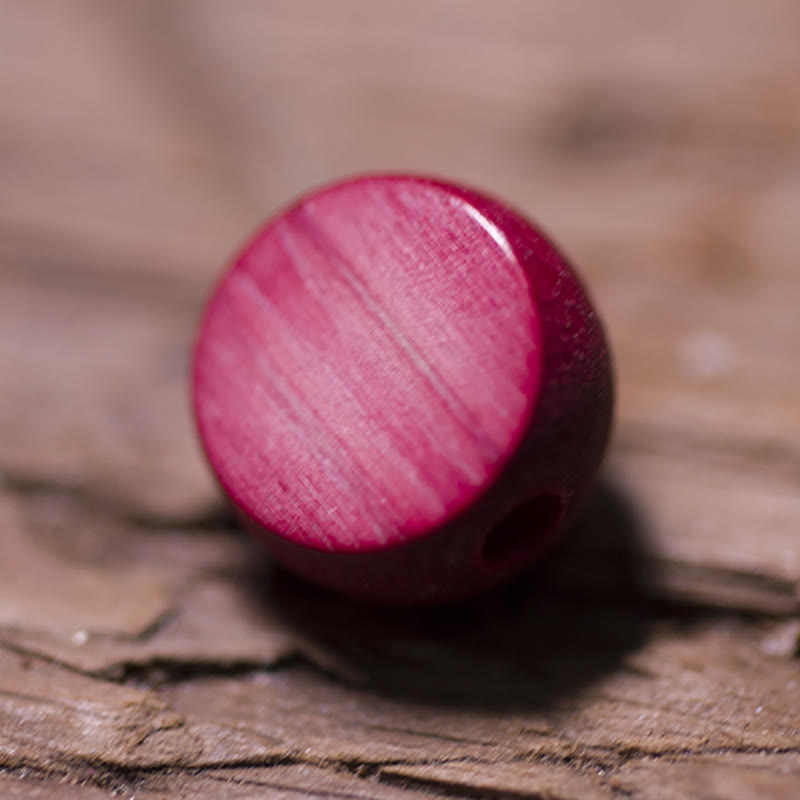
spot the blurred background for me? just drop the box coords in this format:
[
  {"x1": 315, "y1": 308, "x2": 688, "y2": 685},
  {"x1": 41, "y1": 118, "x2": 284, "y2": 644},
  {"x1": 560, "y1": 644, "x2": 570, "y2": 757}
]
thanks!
[
  {"x1": 1, "y1": 6, "x2": 800, "y2": 795},
  {"x1": 1, "y1": 1, "x2": 798, "y2": 582}
]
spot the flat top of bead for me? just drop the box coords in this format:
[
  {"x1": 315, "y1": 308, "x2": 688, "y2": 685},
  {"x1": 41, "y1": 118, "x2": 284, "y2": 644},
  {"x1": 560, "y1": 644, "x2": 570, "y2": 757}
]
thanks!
[{"x1": 193, "y1": 176, "x2": 542, "y2": 552}]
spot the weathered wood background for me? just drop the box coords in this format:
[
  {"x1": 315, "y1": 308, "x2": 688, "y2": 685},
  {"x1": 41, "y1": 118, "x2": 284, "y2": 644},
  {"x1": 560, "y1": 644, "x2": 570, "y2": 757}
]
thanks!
[{"x1": 1, "y1": 2, "x2": 799, "y2": 798}]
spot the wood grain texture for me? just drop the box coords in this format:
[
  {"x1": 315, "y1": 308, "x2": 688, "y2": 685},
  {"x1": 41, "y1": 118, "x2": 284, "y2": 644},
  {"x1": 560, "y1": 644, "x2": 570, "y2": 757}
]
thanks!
[
  {"x1": 195, "y1": 178, "x2": 546, "y2": 551},
  {"x1": 0, "y1": 1, "x2": 799, "y2": 797}
]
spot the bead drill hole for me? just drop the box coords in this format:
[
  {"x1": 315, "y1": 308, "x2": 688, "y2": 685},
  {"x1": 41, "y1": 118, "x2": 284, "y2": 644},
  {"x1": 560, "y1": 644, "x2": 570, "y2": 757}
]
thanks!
[{"x1": 482, "y1": 492, "x2": 564, "y2": 566}]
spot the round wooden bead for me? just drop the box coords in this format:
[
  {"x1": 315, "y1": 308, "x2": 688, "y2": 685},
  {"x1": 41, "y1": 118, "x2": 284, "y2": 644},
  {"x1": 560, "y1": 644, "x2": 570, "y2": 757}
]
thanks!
[{"x1": 192, "y1": 175, "x2": 613, "y2": 604}]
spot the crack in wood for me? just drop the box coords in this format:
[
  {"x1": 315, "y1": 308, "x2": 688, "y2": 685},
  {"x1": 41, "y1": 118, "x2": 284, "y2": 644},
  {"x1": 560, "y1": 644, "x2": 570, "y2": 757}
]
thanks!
[
  {"x1": 1, "y1": 467, "x2": 236, "y2": 534},
  {"x1": 616, "y1": 422, "x2": 800, "y2": 481},
  {"x1": 0, "y1": 639, "x2": 331, "y2": 692}
]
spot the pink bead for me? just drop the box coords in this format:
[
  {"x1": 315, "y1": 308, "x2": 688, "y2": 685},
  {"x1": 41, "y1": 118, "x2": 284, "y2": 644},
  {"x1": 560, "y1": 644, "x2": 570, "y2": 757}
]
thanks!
[{"x1": 192, "y1": 176, "x2": 613, "y2": 604}]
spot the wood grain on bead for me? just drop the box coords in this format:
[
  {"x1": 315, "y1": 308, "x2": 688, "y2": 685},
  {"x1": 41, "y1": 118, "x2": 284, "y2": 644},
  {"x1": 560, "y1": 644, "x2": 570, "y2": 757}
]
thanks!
[{"x1": 192, "y1": 176, "x2": 613, "y2": 604}]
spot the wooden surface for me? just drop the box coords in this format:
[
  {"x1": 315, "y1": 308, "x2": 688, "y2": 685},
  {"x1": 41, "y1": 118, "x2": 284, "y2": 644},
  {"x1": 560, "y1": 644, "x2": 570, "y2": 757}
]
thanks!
[{"x1": 1, "y1": 2, "x2": 799, "y2": 798}]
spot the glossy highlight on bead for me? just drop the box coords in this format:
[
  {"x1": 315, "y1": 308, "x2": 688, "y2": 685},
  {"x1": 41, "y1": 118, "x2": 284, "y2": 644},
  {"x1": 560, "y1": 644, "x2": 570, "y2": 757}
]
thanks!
[{"x1": 192, "y1": 175, "x2": 613, "y2": 604}]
